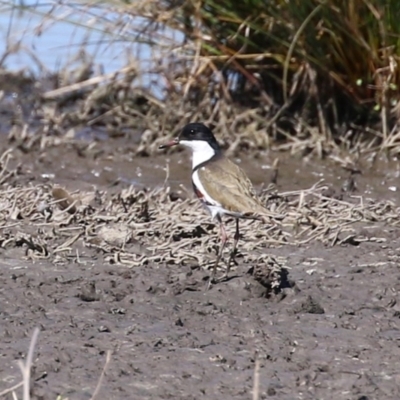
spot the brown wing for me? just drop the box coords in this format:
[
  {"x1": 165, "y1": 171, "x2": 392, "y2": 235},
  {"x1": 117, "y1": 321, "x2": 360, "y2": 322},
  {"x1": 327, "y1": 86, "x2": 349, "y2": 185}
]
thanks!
[{"x1": 197, "y1": 156, "x2": 268, "y2": 219}]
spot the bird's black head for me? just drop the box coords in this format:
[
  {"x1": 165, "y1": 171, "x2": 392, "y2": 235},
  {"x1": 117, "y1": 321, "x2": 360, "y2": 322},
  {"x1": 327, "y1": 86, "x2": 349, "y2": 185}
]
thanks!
[
  {"x1": 178, "y1": 123, "x2": 221, "y2": 151},
  {"x1": 158, "y1": 122, "x2": 221, "y2": 153}
]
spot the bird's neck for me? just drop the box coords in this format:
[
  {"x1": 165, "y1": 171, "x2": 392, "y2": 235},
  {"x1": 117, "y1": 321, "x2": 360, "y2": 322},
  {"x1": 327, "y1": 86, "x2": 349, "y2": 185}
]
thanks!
[{"x1": 180, "y1": 139, "x2": 219, "y2": 169}]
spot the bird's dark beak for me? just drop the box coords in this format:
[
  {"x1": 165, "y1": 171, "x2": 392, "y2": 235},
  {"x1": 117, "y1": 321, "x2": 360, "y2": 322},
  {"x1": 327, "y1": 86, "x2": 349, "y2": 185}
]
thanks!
[{"x1": 159, "y1": 137, "x2": 179, "y2": 149}]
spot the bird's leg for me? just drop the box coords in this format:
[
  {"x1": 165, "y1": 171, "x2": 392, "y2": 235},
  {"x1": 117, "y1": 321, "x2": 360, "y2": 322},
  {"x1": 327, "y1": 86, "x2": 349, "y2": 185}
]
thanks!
[
  {"x1": 225, "y1": 218, "x2": 240, "y2": 278},
  {"x1": 207, "y1": 216, "x2": 228, "y2": 289}
]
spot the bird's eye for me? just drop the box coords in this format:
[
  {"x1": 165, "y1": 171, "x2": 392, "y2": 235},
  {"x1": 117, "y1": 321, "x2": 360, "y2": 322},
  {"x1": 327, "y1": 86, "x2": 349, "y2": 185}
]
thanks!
[{"x1": 190, "y1": 130, "x2": 194, "y2": 134}]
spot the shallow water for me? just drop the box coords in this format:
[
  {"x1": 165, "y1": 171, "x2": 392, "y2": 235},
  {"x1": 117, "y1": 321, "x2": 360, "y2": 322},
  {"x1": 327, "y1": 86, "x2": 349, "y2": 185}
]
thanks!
[
  {"x1": 0, "y1": 1, "x2": 182, "y2": 96},
  {"x1": 0, "y1": 2, "x2": 124, "y2": 72}
]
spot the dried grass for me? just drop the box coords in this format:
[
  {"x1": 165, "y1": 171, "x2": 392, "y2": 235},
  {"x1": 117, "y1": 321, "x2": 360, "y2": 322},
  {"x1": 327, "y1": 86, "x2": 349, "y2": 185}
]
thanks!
[
  {"x1": 0, "y1": 328, "x2": 38, "y2": 400},
  {"x1": 0, "y1": 148, "x2": 396, "y2": 292},
  {"x1": 3, "y1": 1, "x2": 400, "y2": 158},
  {"x1": 0, "y1": 328, "x2": 111, "y2": 400}
]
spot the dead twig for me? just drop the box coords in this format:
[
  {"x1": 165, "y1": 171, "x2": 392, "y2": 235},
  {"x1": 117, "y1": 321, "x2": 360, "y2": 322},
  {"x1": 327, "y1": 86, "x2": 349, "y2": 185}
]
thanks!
[
  {"x1": 252, "y1": 355, "x2": 260, "y2": 400},
  {"x1": 1, "y1": 328, "x2": 41, "y2": 400},
  {"x1": 90, "y1": 350, "x2": 112, "y2": 400}
]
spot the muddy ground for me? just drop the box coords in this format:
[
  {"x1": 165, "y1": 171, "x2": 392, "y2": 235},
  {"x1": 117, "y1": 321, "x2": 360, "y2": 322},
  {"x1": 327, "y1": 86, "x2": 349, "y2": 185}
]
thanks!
[{"x1": 1, "y1": 133, "x2": 400, "y2": 400}]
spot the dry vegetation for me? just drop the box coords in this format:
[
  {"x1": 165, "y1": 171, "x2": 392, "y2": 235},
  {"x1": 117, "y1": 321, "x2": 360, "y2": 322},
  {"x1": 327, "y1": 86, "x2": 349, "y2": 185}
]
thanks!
[
  {"x1": 0, "y1": 146, "x2": 397, "y2": 286},
  {"x1": 1, "y1": 0, "x2": 400, "y2": 158}
]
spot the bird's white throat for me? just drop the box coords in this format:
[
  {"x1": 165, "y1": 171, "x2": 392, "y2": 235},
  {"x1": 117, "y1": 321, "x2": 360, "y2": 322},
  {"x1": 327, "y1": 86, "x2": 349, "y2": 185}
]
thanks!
[{"x1": 179, "y1": 139, "x2": 216, "y2": 169}]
